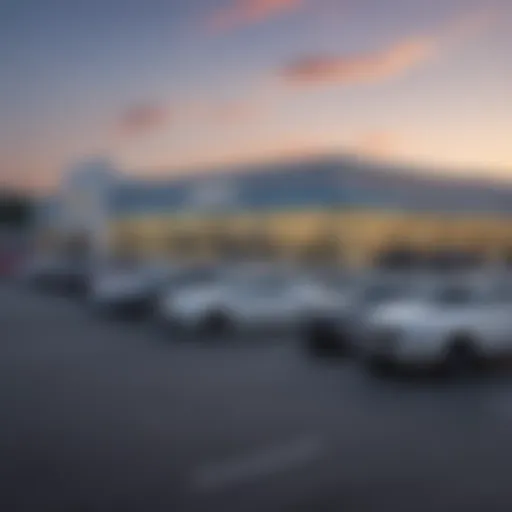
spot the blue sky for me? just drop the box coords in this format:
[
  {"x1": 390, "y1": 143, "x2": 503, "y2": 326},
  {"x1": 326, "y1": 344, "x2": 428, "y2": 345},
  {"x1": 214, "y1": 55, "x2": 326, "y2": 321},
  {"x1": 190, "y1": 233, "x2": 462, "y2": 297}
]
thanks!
[{"x1": 1, "y1": 0, "x2": 511, "y2": 191}]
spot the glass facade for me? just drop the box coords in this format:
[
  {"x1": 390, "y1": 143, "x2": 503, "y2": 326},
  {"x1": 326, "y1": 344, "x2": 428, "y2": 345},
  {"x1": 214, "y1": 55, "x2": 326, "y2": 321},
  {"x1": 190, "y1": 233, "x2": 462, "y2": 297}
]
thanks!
[{"x1": 37, "y1": 157, "x2": 512, "y2": 267}]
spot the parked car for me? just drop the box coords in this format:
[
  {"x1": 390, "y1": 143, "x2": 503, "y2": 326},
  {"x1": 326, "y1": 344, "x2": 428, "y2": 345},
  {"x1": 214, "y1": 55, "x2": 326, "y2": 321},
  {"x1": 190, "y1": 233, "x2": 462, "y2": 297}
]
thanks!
[
  {"x1": 20, "y1": 256, "x2": 90, "y2": 295},
  {"x1": 19, "y1": 256, "x2": 56, "y2": 286},
  {"x1": 89, "y1": 261, "x2": 179, "y2": 317},
  {"x1": 90, "y1": 262, "x2": 222, "y2": 319},
  {"x1": 158, "y1": 265, "x2": 350, "y2": 338},
  {"x1": 361, "y1": 273, "x2": 512, "y2": 375},
  {"x1": 303, "y1": 272, "x2": 417, "y2": 357}
]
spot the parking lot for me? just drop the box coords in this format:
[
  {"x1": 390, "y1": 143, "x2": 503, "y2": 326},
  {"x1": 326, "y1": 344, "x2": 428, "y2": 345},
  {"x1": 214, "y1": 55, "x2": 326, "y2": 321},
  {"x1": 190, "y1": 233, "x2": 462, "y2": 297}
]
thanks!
[{"x1": 3, "y1": 283, "x2": 512, "y2": 511}]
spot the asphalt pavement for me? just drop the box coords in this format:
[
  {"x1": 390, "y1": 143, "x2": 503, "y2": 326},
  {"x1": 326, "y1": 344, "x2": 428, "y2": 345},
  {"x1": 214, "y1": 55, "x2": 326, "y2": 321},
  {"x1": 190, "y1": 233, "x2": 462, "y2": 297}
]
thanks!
[{"x1": 2, "y1": 283, "x2": 512, "y2": 511}]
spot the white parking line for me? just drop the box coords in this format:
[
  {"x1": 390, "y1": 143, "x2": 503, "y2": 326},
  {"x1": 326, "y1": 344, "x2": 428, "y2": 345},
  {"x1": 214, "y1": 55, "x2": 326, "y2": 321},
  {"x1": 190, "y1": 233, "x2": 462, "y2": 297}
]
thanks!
[{"x1": 191, "y1": 435, "x2": 325, "y2": 492}]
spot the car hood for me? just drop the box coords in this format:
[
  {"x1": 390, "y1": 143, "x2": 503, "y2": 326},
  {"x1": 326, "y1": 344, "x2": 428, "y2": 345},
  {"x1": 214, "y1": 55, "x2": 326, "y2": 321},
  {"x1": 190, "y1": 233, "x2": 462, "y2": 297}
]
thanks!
[
  {"x1": 369, "y1": 300, "x2": 434, "y2": 328},
  {"x1": 172, "y1": 285, "x2": 225, "y2": 309}
]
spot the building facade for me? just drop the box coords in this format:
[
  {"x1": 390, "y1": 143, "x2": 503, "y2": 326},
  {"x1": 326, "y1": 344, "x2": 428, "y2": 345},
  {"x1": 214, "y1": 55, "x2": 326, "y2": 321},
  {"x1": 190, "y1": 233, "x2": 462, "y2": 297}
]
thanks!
[{"x1": 35, "y1": 156, "x2": 512, "y2": 268}]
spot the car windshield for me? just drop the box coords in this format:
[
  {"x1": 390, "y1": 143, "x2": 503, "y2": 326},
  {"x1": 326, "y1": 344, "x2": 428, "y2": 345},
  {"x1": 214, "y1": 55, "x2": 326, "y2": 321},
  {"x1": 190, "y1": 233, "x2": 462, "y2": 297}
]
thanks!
[
  {"x1": 360, "y1": 281, "x2": 410, "y2": 304},
  {"x1": 143, "y1": 264, "x2": 173, "y2": 279},
  {"x1": 422, "y1": 282, "x2": 502, "y2": 306},
  {"x1": 229, "y1": 273, "x2": 293, "y2": 296},
  {"x1": 429, "y1": 284, "x2": 483, "y2": 305},
  {"x1": 168, "y1": 268, "x2": 219, "y2": 288}
]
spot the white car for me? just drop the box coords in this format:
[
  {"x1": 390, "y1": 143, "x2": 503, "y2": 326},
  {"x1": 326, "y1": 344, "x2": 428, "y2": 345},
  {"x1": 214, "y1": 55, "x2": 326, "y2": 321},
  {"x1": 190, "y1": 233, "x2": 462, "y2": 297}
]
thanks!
[
  {"x1": 362, "y1": 274, "x2": 512, "y2": 375},
  {"x1": 158, "y1": 267, "x2": 352, "y2": 338}
]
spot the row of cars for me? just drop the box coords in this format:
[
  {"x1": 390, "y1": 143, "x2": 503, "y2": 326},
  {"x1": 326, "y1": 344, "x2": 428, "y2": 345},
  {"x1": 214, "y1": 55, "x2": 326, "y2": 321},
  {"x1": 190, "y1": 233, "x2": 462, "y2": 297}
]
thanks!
[{"x1": 20, "y1": 256, "x2": 512, "y2": 377}]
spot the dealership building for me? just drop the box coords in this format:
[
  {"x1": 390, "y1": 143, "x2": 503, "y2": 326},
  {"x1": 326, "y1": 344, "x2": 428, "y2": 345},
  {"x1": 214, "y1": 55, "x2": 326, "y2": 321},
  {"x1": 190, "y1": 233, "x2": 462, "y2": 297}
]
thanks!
[{"x1": 35, "y1": 156, "x2": 512, "y2": 268}]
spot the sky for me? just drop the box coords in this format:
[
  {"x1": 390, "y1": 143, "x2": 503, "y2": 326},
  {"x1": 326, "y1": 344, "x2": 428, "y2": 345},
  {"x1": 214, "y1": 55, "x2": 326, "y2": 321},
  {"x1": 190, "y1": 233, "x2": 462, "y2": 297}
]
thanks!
[{"x1": 1, "y1": 0, "x2": 511, "y2": 192}]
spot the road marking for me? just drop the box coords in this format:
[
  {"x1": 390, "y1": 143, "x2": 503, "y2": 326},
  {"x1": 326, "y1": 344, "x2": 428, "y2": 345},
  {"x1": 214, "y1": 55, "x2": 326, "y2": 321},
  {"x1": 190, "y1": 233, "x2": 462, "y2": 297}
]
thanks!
[{"x1": 191, "y1": 435, "x2": 325, "y2": 491}]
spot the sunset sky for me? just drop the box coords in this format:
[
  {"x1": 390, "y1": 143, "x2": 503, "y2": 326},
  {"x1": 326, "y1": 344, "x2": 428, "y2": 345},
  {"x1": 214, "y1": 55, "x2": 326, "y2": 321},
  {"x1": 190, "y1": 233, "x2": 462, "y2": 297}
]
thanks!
[{"x1": 1, "y1": 0, "x2": 511, "y2": 192}]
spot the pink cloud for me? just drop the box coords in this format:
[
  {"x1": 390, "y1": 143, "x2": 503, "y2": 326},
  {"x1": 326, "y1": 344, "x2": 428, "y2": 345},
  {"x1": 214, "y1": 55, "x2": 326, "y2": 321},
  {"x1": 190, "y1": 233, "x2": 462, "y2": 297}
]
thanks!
[
  {"x1": 208, "y1": 0, "x2": 303, "y2": 32},
  {"x1": 117, "y1": 104, "x2": 172, "y2": 136},
  {"x1": 280, "y1": 8, "x2": 497, "y2": 87},
  {"x1": 281, "y1": 36, "x2": 437, "y2": 86}
]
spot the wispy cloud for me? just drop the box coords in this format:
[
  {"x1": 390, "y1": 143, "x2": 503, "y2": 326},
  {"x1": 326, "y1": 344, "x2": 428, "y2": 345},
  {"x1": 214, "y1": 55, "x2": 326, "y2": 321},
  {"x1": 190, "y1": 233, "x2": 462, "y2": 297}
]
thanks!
[
  {"x1": 280, "y1": 8, "x2": 497, "y2": 87},
  {"x1": 281, "y1": 36, "x2": 437, "y2": 86},
  {"x1": 116, "y1": 104, "x2": 173, "y2": 136},
  {"x1": 207, "y1": 0, "x2": 303, "y2": 33},
  {"x1": 114, "y1": 97, "x2": 265, "y2": 142}
]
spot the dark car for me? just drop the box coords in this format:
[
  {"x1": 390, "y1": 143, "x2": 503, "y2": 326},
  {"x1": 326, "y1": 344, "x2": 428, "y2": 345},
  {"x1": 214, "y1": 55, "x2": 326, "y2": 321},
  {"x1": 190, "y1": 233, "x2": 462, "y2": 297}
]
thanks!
[{"x1": 24, "y1": 257, "x2": 91, "y2": 297}]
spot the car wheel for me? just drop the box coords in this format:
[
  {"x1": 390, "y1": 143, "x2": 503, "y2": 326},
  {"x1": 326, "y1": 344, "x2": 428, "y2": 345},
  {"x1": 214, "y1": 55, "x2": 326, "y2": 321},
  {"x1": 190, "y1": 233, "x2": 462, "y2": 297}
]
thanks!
[
  {"x1": 199, "y1": 311, "x2": 233, "y2": 339},
  {"x1": 305, "y1": 321, "x2": 342, "y2": 357},
  {"x1": 123, "y1": 300, "x2": 153, "y2": 321},
  {"x1": 442, "y1": 336, "x2": 481, "y2": 377}
]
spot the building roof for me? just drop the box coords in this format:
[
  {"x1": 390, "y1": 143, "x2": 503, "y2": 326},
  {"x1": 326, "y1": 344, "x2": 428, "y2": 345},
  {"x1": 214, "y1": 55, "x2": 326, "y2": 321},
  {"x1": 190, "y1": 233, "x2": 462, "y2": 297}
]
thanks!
[{"x1": 110, "y1": 156, "x2": 512, "y2": 217}]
